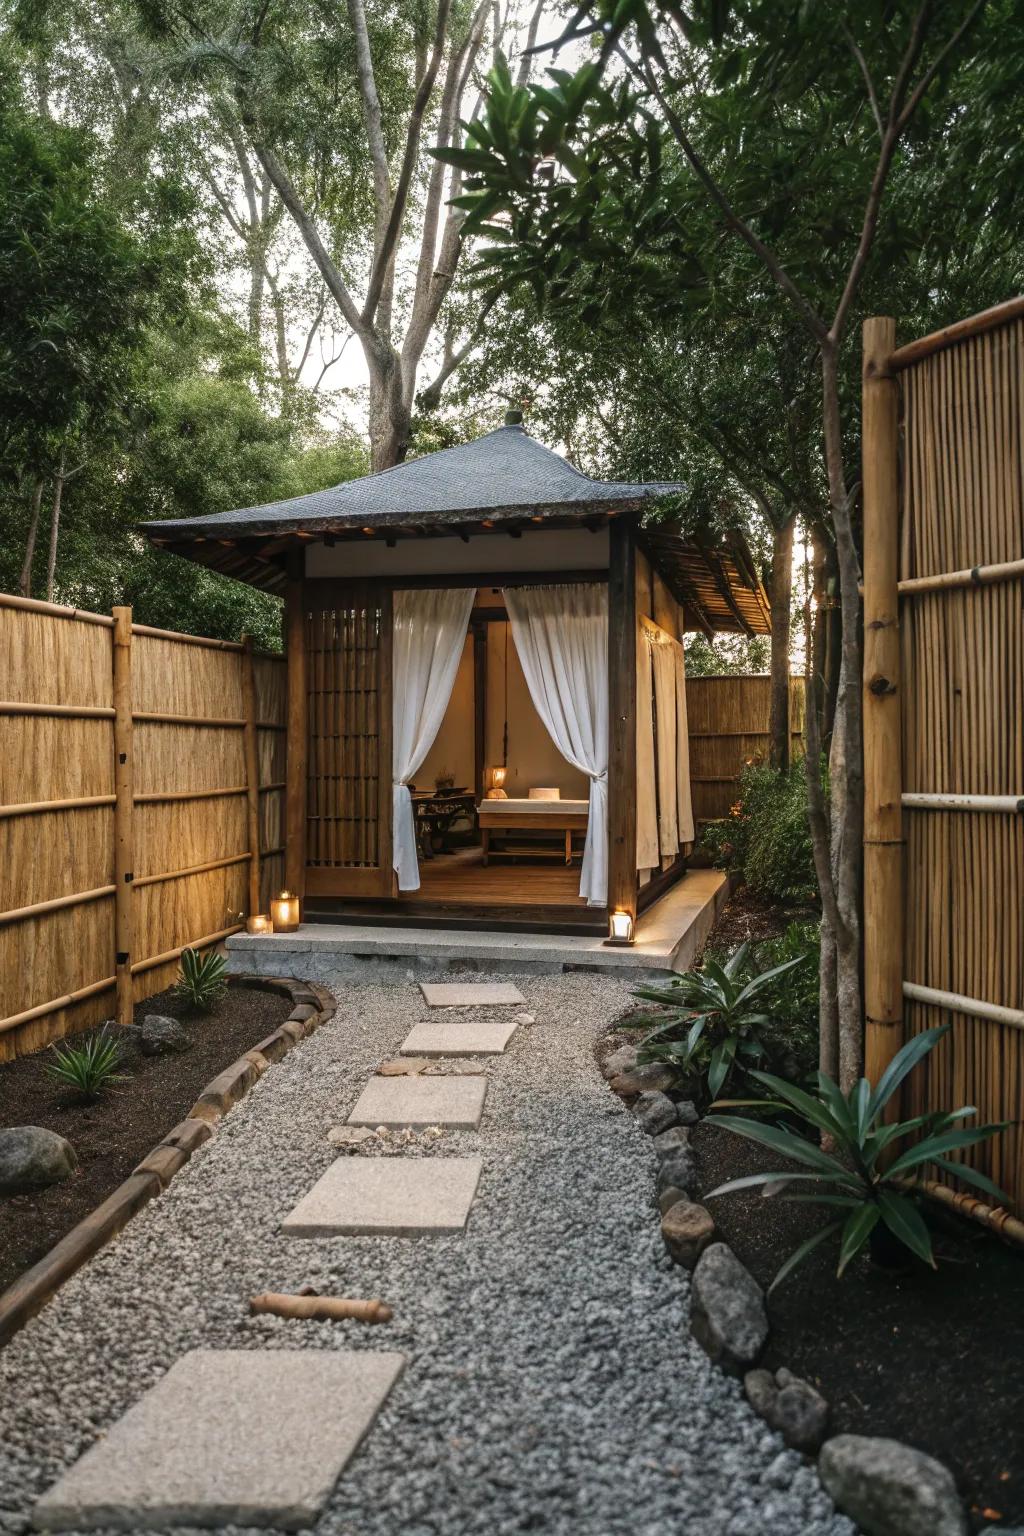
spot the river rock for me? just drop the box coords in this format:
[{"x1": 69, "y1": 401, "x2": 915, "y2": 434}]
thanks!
[
  {"x1": 675, "y1": 1099, "x2": 700, "y2": 1125},
  {"x1": 661, "y1": 1199, "x2": 716, "y2": 1269},
  {"x1": 743, "y1": 1367, "x2": 828, "y2": 1452},
  {"x1": 139, "y1": 1014, "x2": 192, "y2": 1056},
  {"x1": 609, "y1": 1061, "x2": 675, "y2": 1097},
  {"x1": 655, "y1": 1144, "x2": 700, "y2": 1199},
  {"x1": 632, "y1": 1090, "x2": 677, "y2": 1136},
  {"x1": 658, "y1": 1184, "x2": 688, "y2": 1215},
  {"x1": 818, "y1": 1435, "x2": 967, "y2": 1536},
  {"x1": 652, "y1": 1125, "x2": 690, "y2": 1158},
  {"x1": 603, "y1": 1043, "x2": 638, "y2": 1078},
  {"x1": 0, "y1": 1126, "x2": 78, "y2": 1195},
  {"x1": 689, "y1": 1242, "x2": 768, "y2": 1375}
]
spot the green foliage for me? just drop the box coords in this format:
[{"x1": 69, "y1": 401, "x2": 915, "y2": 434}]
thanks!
[
  {"x1": 629, "y1": 940, "x2": 807, "y2": 1100},
  {"x1": 700, "y1": 762, "x2": 817, "y2": 906},
  {"x1": 708, "y1": 1025, "x2": 1009, "y2": 1288},
  {"x1": 45, "y1": 1026, "x2": 126, "y2": 1099},
  {"x1": 174, "y1": 947, "x2": 227, "y2": 1012},
  {"x1": 748, "y1": 922, "x2": 821, "y2": 1073}
]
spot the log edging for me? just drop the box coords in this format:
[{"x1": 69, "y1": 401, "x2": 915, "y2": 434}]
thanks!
[{"x1": 0, "y1": 973, "x2": 336, "y2": 1349}]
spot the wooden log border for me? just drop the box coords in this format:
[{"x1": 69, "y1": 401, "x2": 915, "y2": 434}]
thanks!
[{"x1": 0, "y1": 974, "x2": 336, "y2": 1350}]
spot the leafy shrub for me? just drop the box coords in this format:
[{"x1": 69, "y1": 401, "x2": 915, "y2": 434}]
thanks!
[
  {"x1": 699, "y1": 761, "x2": 818, "y2": 905},
  {"x1": 174, "y1": 947, "x2": 227, "y2": 1012},
  {"x1": 708, "y1": 1024, "x2": 1008, "y2": 1289},
  {"x1": 629, "y1": 941, "x2": 807, "y2": 1100},
  {"x1": 46, "y1": 1026, "x2": 126, "y2": 1099}
]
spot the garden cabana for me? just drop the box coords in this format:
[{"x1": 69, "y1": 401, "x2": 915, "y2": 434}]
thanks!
[{"x1": 146, "y1": 413, "x2": 770, "y2": 936}]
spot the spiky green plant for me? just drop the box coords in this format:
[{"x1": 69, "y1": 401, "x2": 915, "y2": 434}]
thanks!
[
  {"x1": 708, "y1": 1024, "x2": 1008, "y2": 1290},
  {"x1": 629, "y1": 941, "x2": 807, "y2": 1099},
  {"x1": 174, "y1": 947, "x2": 227, "y2": 1012},
  {"x1": 46, "y1": 1027, "x2": 126, "y2": 1099}
]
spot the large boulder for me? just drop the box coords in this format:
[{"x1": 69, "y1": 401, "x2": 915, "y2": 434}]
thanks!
[
  {"x1": 139, "y1": 1014, "x2": 192, "y2": 1056},
  {"x1": 632, "y1": 1090, "x2": 677, "y2": 1136},
  {"x1": 689, "y1": 1242, "x2": 768, "y2": 1375},
  {"x1": 818, "y1": 1435, "x2": 966, "y2": 1536},
  {"x1": 0, "y1": 1126, "x2": 78, "y2": 1195},
  {"x1": 661, "y1": 1199, "x2": 716, "y2": 1270}
]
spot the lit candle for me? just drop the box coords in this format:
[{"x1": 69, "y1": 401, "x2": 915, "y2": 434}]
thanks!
[
  {"x1": 270, "y1": 891, "x2": 300, "y2": 932},
  {"x1": 246, "y1": 913, "x2": 273, "y2": 936},
  {"x1": 607, "y1": 910, "x2": 635, "y2": 946},
  {"x1": 487, "y1": 765, "x2": 509, "y2": 799}
]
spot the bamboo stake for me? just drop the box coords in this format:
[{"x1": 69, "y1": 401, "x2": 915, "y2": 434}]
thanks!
[
  {"x1": 112, "y1": 606, "x2": 135, "y2": 1027},
  {"x1": 241, "y1": 635, "x2": 262, "y2": 918},
  {"x1": 862, "y1": 318, "x2": 905, "y2": 1094},
  {"x1": 248, "y1": 1292, "x2": 393, "y2": 1324}
]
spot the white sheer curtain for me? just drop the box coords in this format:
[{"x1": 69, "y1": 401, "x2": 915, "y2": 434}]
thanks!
[
  {"x1": 503, "y1": 583, "x2": 609, "y2": 906},
  {"x1": 392, "y1": 588, "x2": 475, "y2": 891}
]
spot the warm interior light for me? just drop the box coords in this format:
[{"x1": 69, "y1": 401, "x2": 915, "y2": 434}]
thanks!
[
  {"x1": 246, "y1": 913, "x2": 273, "y2": 936},
  {"x1": 606, "y1": 910, "x2": 635, "y2": 946},
  {"x1": 271, "y1": 890, "x2": 300, "y2": 932},
  {"x1": 485, "y1": 765, "x2": 509, "y2": 800}
]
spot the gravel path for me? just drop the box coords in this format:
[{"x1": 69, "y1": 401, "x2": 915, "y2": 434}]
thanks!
[{"x1": 0, "y1": 971, "x2": 854, "y2": 1536}]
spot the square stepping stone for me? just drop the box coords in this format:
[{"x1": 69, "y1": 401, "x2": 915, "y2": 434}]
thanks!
[
  {"x1": 419, "y1": 981, "x2": 525, "y2": 1007},
  {"x1": 346, "y1": 1074, "x2": 487, "y2": 1129},
  {"x1": 282, "y1": 1156, "x2": 483, "y2": 1237},
  {"x1": 400, "y1": 1018, "x2": 519, "y2": 1057},
  {"x1": 33, "y1": 1348, "x2": 404, "y2": 1532}
]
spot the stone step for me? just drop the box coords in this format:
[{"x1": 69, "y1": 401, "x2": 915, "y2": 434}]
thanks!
[
  {"x1": 419, "y1": 981, "x2": 525, "y2": 1008},
  {"x1": 346, "y1": 1073, "x2": 487, "y2": 1130},
  {"x1": 399, "y1": 1019, "x2": 519, "y2": 1057},
  {"x1": 33, "y1": 1348, "x2": 404, "y2": 1532},
  {"x1": 282, "y1": 1156, "x2": 483, "y2": 1237}
]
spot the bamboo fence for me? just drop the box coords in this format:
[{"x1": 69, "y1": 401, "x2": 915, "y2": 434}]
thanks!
[
  {"x1": 0, "y1": 595, "x2": 285, "y2": 1061},
  {"x1": 685, "y1": 674, "x2": 806, "y2": 823},
  {"x1": 863, "y1": 299, "x2": 1024, "y2": 1213}
]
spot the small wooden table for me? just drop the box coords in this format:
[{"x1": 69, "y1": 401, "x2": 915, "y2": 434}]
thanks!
[{"x1": 478, "y1": 803, "x2": 589, "y2": 865}]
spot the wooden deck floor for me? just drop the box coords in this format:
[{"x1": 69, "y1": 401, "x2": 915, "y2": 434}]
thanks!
[{"x1": 409, "y1": 847, "x2": 586, "y2": 908}]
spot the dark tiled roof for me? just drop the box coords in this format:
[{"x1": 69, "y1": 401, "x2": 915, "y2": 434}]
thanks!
[{"x1": 145, "y1": 422, "x2": 683, "y2": 539}]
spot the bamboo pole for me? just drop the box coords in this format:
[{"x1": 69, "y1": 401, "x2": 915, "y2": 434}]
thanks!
[
  {"x1": 248, "y1": 1292, "x2": 393, "y2": 1324},
  {"x1": 132, "y1": 710, "x2": 246, "y2": 728},
  {"x1": 862, "y1": 318, "x2": 905, "y2": 1094},
  {"x1": 0, "y1": 976, "x2": 116, "y2": 1037},
  {"x1": 0, "y1": 701, "x2": 115, "y2": 720},
  {"x1": 896, "y1": 555, "x2": 1024, "y2": 595},
  {"x1": 902, "y1": 981, "x2": 1024, "y2": 1032},
  {"x1": 0, "y1": 794, "x2": 115, "y2": 819},
  {"x1": 889, "y1": 295, "x2": 1024, "y2": 371},
  {"x1": 0, "y1": 884, "x2": 115, "y2": 928},
  {"x1": 130, "y1": 923, "x2": 243, "y2": 976},
  {"x1": 902, "y1": 792, "x2": 1024, "y2": 813},
  {"x1": 284, "y1": 560, "x2": 308, "y2": 907},
  {"x1": 129, "y1": 621, "x2": 244, "y2": 651},
  {"x1": 241, "y1": 635, "x2": 262, "y2": 918},
  {"x1": 0, "y1": 591, "x2": 114, "y2": 625},
  {"x1": 132, "y1": 851, "x2": 251, "y2": 890},
  {"x1": 111, "y1": 606, "x2": 135, "y2": 1027}
]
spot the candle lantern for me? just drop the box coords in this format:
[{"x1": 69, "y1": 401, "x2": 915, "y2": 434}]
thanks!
[
  {"x1": 270, "y1": 890, "x2": 300, "y2": 933},
  {"x1": 605, "y1": 910, "x2": 636, "y2": 947},
  {"x1": 246, "y1": 913, "x2": 274, "y2": 936}
]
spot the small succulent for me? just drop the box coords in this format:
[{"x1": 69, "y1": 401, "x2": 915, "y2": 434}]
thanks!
[
  {"x1": 174, "y1": 947, "x2": 228, "y2": 1012},
  {"x1": 46, "y1": 1026, "x2": 126, "y2": 1099}
]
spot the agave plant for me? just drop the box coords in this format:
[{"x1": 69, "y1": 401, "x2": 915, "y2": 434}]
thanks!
[
  {"x1": 174, "y1": 947, "x2": 227, "y2": 1012},
  {"x1": 630, "y1": 941, "x2": 807, "y2": 1098},
  {"x1": 46, "y1": 1026, "x2": 126, "y2": 1099},
  {"x1": 708, "y1": 1024, "x2": 1008, "y2": 1290}
]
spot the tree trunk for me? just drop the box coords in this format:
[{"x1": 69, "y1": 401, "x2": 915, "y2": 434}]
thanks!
[
  {"x1": 367, "y1": 348, "x2": 412, "y2": 471},
  {"x1": 19, "y1": 479, "x2": 45, "y2": 598},
  {"x1": 45, "y1": 456, "x2": 66, "y2": 602},
  {"x1": 767, "y1": 516, "x2": 795, "y2": 771}
]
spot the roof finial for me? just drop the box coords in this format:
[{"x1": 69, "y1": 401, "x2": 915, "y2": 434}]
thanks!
[{"x1": 504, "y1": 408, "x2": 524, "y2": 427}]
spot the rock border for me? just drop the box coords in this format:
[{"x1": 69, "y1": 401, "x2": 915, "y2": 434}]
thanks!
[
  {"x1": 602, "y1": 1040, "x2": 971, "y2": 1536},
  {"x1": 0, "y1": 974, "x2": 335, "y2": 1350}
]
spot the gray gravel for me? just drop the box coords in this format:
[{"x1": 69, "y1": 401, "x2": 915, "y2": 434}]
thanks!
[{"x1": 0, "y1": 970, "x2": 855, "y2": 1536}]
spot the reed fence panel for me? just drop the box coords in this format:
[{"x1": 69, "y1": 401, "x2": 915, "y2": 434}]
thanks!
[
  {"x1": 685, "y1": 674, "x2": 806, "y2": 823},
  {"x1": 864, "y1": 300, "x2": 1024, "y2": 1214},
  {"x1": 0, "y1": 596, "x2": 285, "y2": 1060}
]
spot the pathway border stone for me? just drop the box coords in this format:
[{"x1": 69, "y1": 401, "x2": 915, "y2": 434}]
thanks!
[
  {"x1": 0, "y1": 975, "x2": 336, "y2": 1351},
  {"x1": 32, "y1": 1348, "x2": 405, "y2": 1532},
  {"x1": 282, "y1": 1156, "x2": 483, "y2": 1237}
]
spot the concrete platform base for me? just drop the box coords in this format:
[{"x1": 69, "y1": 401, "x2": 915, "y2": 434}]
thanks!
[
  {"x1": 226, "y1": 870, "x2": 729, "y2": 982},
  {"x1": 33, "y1": 1349, "x2": 404, "y2": 1531}
]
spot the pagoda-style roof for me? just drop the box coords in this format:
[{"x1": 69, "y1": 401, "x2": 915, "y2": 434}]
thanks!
[{"x1": 144, "y1": 417, "x2": 770, "y2": 634}]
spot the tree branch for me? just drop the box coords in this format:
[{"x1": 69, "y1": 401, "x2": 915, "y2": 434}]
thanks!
[
  {"x1": 840, "y1": 19, "x2": 883, "y2": 138},
  {"x1": 416, "y1": 291, "x2": 498, "y2": 410},
  {"x1": 346, "y1": 0, "x2": 392, "y2": 234}
]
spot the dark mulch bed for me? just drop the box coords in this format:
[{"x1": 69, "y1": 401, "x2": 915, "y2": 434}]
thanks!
[
  {"x1": 701, "y1": 885, "x2": 814, "y2": 954},
  {"x1": 694, "y1": 1118, "x2": 1024, "y2": 1531},
  {"x1": 0, "y1": 983, "x2": 293, "y2": 1295}
]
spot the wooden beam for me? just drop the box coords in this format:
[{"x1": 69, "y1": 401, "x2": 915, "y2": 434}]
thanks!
[
  {"x1": 241, "y1": 636, "x2": 262, "y2": 919},
  {"x1": 284, "y1": 560, "x2": 308, "y2": 910},
  {"x1": 889, "y1": 295, "x2": 1024, "y2": 371},
  {"x1": 862, "y1": 316, "x2": 904, "y2": 1097},
  {"x1": 305, "y1": 570, "x2": 607, "y2": 600},
  {"x1": 111, "y1": 606, "x2": 135, "y2": 1026},
  {"x1": 607, "y1": 518, "x2": 638, "y2": 923}
]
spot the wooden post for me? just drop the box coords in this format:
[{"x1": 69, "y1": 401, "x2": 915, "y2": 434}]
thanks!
[
  {"x1": 284, "y1": 559, "x2": 308, "y2": 910},
  {"x1": 607, "y1": 517, "x2": 638, "y2": 923},
  {"x1": 473, "y1": 621, "x2": 487, "y2": 807},
  {"x1": 111, "y1": 606, "x2": 134, "y2": 1025},
  {"x1": 241, "y1": 635, "x2": 261, "y2": 918},
  {"x1": 862, "y1": 316, "x2": 904, "y2": 1090}
]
